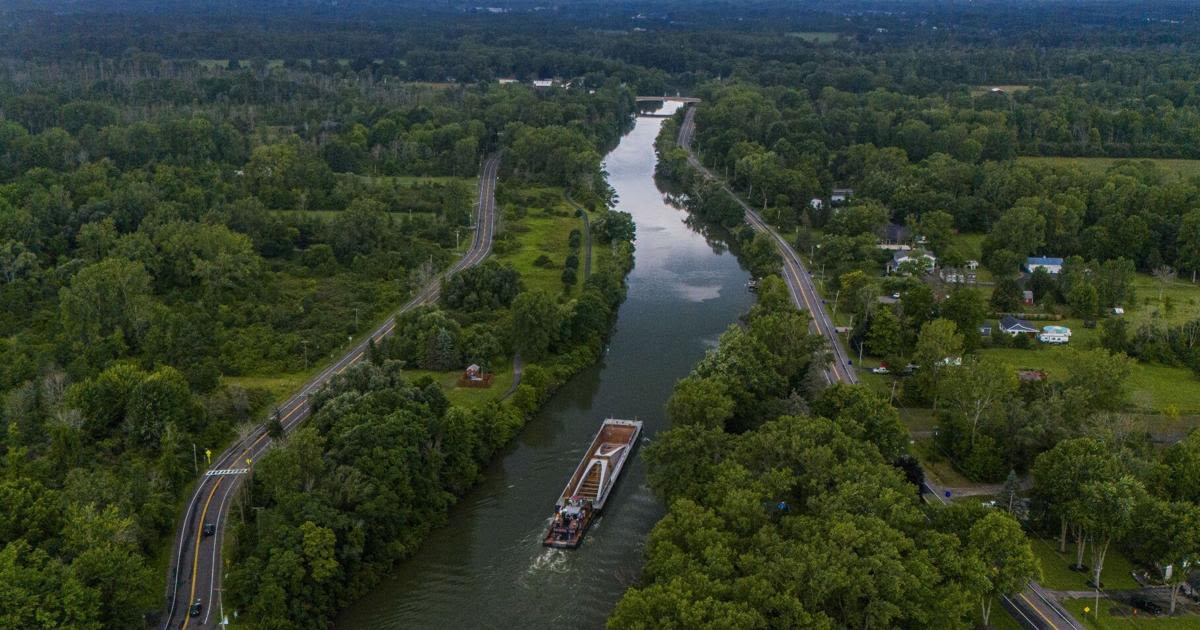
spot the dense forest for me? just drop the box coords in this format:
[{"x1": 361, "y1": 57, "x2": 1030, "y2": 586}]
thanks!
[
  {"x1": 0, "y1": 11, "x2": 637, "y2": 625},
  {"x1": 4, "y1": 0, "x2": 1200, "y2": 627}
]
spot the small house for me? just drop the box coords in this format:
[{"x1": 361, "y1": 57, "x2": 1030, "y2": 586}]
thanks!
[
  {"x1": 979, "y1": 323, "x2": 993, "y2": 337},
  {"x1": 1022, "y1": 290, "x2": 1034, "y2": 305},
  {"x1": 458, "y1": 364, "x2": 495, "y2": 388},
  {"x1": 831, "y1": 188, "x2": 853, "y2": 204},
  {"x1": 999, "y1": 314, "x2": 1037, "y2": 336},
  {"x1": 532, "y1": 79, "x2": 557, "y2": 88},
  {"x1": 965, "y1": 259, "x2": 980, "y2": 270},
  {"x1": 887, "y1": 248, "x2": 937, "y2": 275},
  {"x1": 810, "y1": 197, "x2": 824, "y2": 211},
  {"x1": 1038, "y1": 325, "x2": 1071, "y2": 345},
  {"x1": 1026, "y1": 256, "x2": 1064, "y2": 275},
  {"x1": 497, "y1": 78, "x2": 519, "y2": 85}
]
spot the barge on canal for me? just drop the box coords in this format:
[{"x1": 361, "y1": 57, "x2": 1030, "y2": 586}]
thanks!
[{"x1": 543, "y1": 418, "x2": 643, "y2": 549}]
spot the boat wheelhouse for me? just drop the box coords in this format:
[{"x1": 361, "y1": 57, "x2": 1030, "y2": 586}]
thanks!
[{"x1": 543, "y1": 418, "x2": 642, "y2": 549}]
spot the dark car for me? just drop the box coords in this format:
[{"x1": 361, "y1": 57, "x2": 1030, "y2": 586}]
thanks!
[
  {"x1": 1130, "y1": 595, "x2": 1163, "y2": 615},
  {"x1": 202, "y1": 523, "x2": 215, "y2": 537},
  {"x1": 190, "y1": 600, "x2": 202, "y2": 617}
]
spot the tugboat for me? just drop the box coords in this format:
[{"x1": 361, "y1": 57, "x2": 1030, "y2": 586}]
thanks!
[{"x1": 543, "y1": 418, "x2": 643, "y2": 549}]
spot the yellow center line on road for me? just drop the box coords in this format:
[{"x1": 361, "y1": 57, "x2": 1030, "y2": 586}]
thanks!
[
  {"x1": 181, "y1": 476, "x2": 223, "y2": 630},
  {"x1": 1019, "y1": 592, "x2": 1061, "y2": 630}
]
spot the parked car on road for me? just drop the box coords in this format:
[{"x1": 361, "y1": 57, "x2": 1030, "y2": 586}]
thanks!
[{"x1": 203, "y1": 523, "x2": 215, "y2": 537}]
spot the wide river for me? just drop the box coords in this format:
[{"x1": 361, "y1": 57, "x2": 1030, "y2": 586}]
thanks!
[{"x1": 339, "y1": 103, "x2": 753, "y2": 628}]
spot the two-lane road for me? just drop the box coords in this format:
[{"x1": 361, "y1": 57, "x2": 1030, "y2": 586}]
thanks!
[
  {"x1": 161, "y1": 155, "x2": 501, "y2": 629},
  {"x1": 678, "y1": 106, "x2": 1082, "y2": 630},
  {"x1": 678, "y1": 108, "x2": 852, "y2": 385}
]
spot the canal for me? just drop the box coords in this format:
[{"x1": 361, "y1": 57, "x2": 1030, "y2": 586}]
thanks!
[{"x1": 338, "y1": 103, "x2": 753, "y2": 629}]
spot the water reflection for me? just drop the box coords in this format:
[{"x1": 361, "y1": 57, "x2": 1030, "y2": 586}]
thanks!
[{"x1": 338, "y1": 104, "x2": 753, "y2": 629}]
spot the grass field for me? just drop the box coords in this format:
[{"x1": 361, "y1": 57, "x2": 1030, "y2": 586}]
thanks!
[
  {"x1": 1063, "y1": 598, "x2": 1200, "y2": 629},
  {"x1": 1029, "y1": 537, "x2": 1140, "y2": 591},
  {"x1": 786, "y1": 31, "x2": 840, "y2": 43},
  {"x1": 1019, "y1": 156, "x2": 1200, "y2": 180},
  {"x1": 979, "y1": 346, "x2": 1200, "y2": 415},
  {"x1": 1132, "y1": 274, "x2": 1200, "y2": 327},
  {"x1": 495, "y1": 193, "x2": 584, "y2": 296}
]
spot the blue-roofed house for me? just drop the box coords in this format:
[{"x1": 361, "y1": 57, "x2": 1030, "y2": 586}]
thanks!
[
  {"x1": 1026, "y1": 256, "x2": 1064, "y2": 275},
  {"x1": 999, "y1": 314, "x2": 1037, "y2": 335}
]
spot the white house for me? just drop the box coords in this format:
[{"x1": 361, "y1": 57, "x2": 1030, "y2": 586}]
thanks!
[
  {"x1": 532, "y1": 79, "x2": 557, "y2": 88},
  {"x1": 1038, "y1": 325, "x2": 1071, "y2": 344},
  {"x1": 831, "y1": 188, "x2": 853, "y2": 204},
  {"x1": 497, "y1": 78, "x2": 519, "y2": 84},
  {"x1": 886, "y1": 248, "x2": 937, "y2": 275},
  {"x1": 1026, "y1": 256, "x2": 1064, "y2": 275},
  {"x1": 810, "y1": 197, "x2": 824, "y2": 211}
]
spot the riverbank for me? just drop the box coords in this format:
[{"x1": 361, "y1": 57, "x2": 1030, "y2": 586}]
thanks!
[{"x1": 337, "y1": 104, "x2": 755, "y2": 628}]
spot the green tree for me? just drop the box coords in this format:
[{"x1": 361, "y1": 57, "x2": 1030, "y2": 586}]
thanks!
[
  {"x1": 1031, "y1": 438, "x2": 1121, "y2": 556},
  {"x1": 866, "y1": 307, "x2": 904, "y2": 357},
  {"x1": 939, "y1": 287, "x2": 987, "y2": 351},
  {"x1": 1063, "y1": 348, "x2": 1132, "y2": 413},
  {"x1": 1067, "y1": 280, "x2": 1099, "y2": 319},
  {"x1": 1077, "y1": 477, "x2": 1144, "y2": 611},
  {"x1": 938, "y1": 357, "x2": 1017, "y2": 447},
  {"x1": 968, "y1": 511, "x2": 1039, "y2": 627},
  {"x1": 1179, "y1": 209, "x2": 1200, "y2": 283},
  {"x1": 989, "y1": 277, "x2": 1022, "y2": 313},
  {"x1": 59, "y1": 257, "x2": 155, "y2": 363},
  {"x1": 666, "y1": 376, "x2": 736, "y2": 430},
  {"x1": 509, "y1": 290, "x2": 561, "y2": 360},
  {"x1": 914, "y1": 318, "x2": 964, "y2": 405},
  {"x1": 299, "y1": 521, "x2": 339, "y2": 582}
]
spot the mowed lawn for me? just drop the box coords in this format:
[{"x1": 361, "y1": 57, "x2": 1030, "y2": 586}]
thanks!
[
  {"x1": 404, "y1": 359, "x2": 515, "y2": 408},
  {"x1": 1062, "y1": 598, "x2": 1200, "y2": 629},
  {"x1": 1028, "y1": 537, "x2": 1140, "y2": 591},
  {"x1": 979, "y1": 346, "x2": 1200, "y2": 414},
  {"x1": 1019, "y1": 156, "x2": 1200, "y2": 180}
]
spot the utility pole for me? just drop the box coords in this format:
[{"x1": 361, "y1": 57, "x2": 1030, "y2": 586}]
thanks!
[
  {"x1": 192, "y1": 443, "x2": 198, "y2": 474},
  {"x1": 301, "y1": 340, "x2": 309, "y2": 370},
  {"x1": 354, "y1": 307, "x2": 359, "y2": 330}
]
